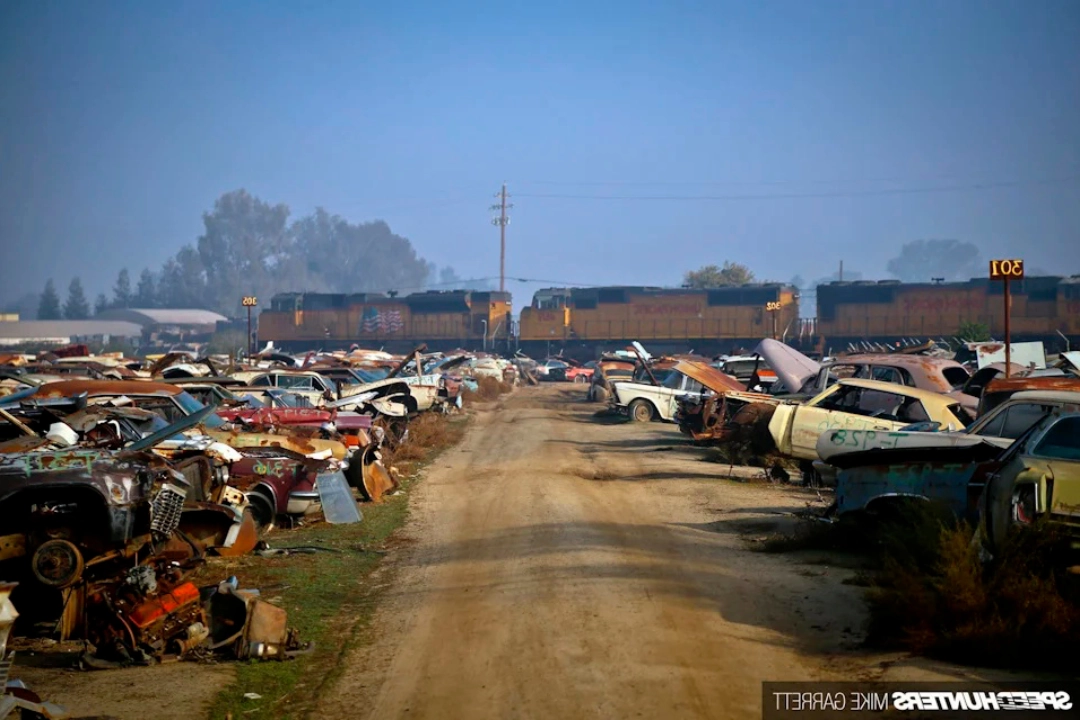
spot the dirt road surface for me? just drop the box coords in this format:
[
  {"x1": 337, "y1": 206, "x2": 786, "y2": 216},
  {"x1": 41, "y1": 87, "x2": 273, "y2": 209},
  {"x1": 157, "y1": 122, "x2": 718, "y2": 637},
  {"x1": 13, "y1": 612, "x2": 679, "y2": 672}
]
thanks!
[{"x1": 317, "y1": 386, "x2": 1021, "y2": 720}]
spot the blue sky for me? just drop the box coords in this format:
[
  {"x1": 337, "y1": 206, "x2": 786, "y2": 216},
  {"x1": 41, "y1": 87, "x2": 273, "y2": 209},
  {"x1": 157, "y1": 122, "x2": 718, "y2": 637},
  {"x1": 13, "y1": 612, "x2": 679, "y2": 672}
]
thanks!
[{"x1": 2, "y1": 0, "x2": 1078, "y2": 309}]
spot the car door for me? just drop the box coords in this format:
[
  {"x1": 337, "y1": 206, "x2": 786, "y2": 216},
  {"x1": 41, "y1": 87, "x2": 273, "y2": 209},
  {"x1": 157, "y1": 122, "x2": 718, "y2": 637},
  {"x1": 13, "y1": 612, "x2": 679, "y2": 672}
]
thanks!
[
  {"x1": 788, "y1": 385, "x2": 905, "y2": 460},
  {"x1": 1029, "y1": 415, "x2": 1080, "y2": 524},
  {"x1": 667, "y1": 375, "x2": 704, "y2": 419}
]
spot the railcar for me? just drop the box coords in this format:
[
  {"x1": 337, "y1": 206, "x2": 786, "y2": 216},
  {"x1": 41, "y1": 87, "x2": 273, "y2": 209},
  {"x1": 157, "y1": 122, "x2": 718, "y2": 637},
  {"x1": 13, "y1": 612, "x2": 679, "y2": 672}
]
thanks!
[
  {"x1": 814, "y1": 276, "x2": 1080, "y2": 349},
  {"x1": 517, "y1": 285, "x2": 800, "y2": 358},
  {"x1": 258, "y1": 290, "x2": 513, "y2": 353}
]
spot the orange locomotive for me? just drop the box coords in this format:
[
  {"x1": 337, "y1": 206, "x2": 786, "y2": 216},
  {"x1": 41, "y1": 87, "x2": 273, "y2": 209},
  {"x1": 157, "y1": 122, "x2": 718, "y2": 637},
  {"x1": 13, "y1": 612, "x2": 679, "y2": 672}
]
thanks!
[
  {"x1": 258, "y1": 290, "x2": 513, "y2": 352},
  {"x1": 814, "y1": 276, "x2": 1080, "y2": 345},
  {"x1": 517, "y1": 284, "x2": 801, "y2": 356}
]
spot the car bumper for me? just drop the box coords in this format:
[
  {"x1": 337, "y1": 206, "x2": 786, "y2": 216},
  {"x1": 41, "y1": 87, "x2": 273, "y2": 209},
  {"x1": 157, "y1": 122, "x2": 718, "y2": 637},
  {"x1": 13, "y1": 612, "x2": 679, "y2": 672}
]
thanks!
[{"x1": 287, "y1": 490, "x2": 321, "y2": 515}]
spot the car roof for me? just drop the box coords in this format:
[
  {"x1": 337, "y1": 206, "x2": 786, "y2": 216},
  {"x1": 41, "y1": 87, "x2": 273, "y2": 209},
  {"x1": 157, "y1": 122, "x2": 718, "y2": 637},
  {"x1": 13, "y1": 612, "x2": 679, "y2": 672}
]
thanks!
[
  {"x1": 833, "y1": 378, "x2": 960, "y2": 406},
  {"x1": 828, "y1": 354, "x2": 964, "y2": 370},
  {"x1": 1003, "y1": 389, "x2": 1080, "y2": 403}
]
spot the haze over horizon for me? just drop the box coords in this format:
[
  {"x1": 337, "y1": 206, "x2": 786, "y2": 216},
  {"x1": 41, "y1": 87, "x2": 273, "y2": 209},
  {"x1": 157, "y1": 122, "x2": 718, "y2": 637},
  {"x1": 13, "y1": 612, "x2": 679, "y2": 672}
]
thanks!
[{"x1": 2, "y1": 0, "x2": 1079, "y2": 312}]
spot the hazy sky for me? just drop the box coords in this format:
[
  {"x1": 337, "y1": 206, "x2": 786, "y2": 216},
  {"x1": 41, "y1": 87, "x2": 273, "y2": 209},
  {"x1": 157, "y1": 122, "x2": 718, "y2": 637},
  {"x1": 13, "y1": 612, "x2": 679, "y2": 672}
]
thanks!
[{"x1": 2, "y1": 0, "x2": 1079, "y2": 309}]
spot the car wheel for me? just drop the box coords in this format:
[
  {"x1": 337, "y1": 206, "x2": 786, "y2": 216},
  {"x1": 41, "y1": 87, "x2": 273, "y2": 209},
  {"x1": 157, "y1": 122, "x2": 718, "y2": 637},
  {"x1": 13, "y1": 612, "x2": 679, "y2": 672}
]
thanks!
[
  {"x1": 629, "y1": 399, "x2": 654, "y2": 423},
  {"x1": 574, "y1": 374, "x2": 588, "y2": 384}
]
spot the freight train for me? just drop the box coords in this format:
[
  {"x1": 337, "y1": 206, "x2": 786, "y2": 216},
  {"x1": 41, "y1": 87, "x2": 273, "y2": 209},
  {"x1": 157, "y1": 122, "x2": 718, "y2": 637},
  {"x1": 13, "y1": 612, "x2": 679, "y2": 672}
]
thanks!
[
  {"x1": 515, "y1": 284, "x2": 800, "y2": 357},
  {"x1": 256, "y1": 275, "x2": 1080, "y2": 356},
  {"x1": 257, "y1": 290, "x2": 513, "y2": 353},
  {"x1": 814, "y1": 275, "x2": 1080, "y2": 350}
]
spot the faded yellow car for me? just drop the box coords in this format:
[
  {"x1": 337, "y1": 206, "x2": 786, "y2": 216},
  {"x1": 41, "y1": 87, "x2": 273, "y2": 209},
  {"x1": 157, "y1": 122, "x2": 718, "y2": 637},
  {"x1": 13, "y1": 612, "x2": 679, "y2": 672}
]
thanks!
[
  {"x1": 980, "y1": 412, "x2": 1080, "y2": 556},
  {"x1": 767, "y1": 378, "x2": 971, "y2": 480}
]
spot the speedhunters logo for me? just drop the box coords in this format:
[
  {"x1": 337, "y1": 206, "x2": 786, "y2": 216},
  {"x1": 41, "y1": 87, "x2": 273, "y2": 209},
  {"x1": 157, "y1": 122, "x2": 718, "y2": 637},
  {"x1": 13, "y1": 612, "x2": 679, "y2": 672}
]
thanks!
[
  {"x1": 764, "y1": 684, "x2": 1079, "y2": 719},
  {"x1": 892, "y1": 692, "x2": 1071, "y2": 711}
]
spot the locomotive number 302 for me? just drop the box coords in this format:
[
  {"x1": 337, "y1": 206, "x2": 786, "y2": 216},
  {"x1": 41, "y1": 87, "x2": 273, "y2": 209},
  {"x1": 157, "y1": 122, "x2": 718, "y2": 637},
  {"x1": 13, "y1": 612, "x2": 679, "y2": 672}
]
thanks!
[{"x1": 989, "y1": 259, "x2": 1024, "y2": 280}]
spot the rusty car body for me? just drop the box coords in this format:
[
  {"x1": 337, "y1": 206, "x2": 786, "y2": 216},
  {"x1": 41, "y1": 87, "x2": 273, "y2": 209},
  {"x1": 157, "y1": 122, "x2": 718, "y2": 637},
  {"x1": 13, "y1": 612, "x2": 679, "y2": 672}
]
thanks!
[
  {"x1": 824, "y1": 391, "x2": 1080, "y2": 518},
  {"x1": 766, "y1": 378, "x2": 972, "y2": 483},
  {"x1": 979, "y1": 412, "x2": 1080, "y2": 557}
]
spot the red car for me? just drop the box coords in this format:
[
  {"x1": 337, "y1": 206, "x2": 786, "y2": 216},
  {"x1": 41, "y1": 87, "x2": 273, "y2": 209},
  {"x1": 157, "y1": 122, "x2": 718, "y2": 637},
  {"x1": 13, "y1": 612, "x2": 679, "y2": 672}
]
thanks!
[{"x1": 564, "y1": 364, "x2": 596, "y2": 384}]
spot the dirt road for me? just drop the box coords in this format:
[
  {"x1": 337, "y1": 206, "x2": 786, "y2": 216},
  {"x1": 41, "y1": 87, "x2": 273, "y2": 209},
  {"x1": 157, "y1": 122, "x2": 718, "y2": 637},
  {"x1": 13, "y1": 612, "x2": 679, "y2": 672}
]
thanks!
[{"x1": 320, "y1": 385, "x2": 964, "y2": 720}]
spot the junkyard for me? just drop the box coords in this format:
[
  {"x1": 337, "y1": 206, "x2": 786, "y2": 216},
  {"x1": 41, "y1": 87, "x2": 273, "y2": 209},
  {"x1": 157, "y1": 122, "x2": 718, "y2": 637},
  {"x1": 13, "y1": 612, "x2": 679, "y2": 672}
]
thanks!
[
  {"x1": 0, "y1": 338, "x2": 1078, "y2": 718},
  {"x1": 5, "y1": 4, "x2": 1080, "y2": 718}
]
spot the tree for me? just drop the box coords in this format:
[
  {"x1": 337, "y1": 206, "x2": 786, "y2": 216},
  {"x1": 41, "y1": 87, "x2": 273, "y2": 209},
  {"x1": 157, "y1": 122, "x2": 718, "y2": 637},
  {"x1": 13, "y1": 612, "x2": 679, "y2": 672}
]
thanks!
[
  {"x1": 135, "y1": 269, "x2": 157, "y2": 307},
  {"x1": 289, "y1": 206, "x2": 430, "y2": 300},
  {"x1": 113, "y1": 268, "x2": 132, "y2": 308},
  {"x1": 94, "y1": 293, "x2": 109, "y2": 315},
  {"x1": 682, "y1": 261, "x2": 755, "y2": 289},
  {"x1": 198, "y1": 189, "x2": 292, "y2": 315},
  {"x1": 158, "y1": 246, "x2": 207, "y2": 308},
  {"x1": 956, "y1": 321, "x2": 991, "y2": 342},
  {"x1": 886, "y1": 240, "x2": 981, "y2": 282},
  {"x1": 63, "y1": 277, "x2": 90, "y2": 319},
  {"x1": 37, "y1": 279, "x2": 62, "y2": 320},
  {"x1": 433, "y1": 266, "x2": 496, "y2": 291}
]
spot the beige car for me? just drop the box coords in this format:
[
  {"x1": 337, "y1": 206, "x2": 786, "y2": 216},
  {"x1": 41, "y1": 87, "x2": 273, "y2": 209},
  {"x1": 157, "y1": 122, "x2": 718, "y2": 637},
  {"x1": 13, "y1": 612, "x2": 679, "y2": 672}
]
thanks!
[{"x1": 768, "y1": 378, "x2": 971, "y2": 472}]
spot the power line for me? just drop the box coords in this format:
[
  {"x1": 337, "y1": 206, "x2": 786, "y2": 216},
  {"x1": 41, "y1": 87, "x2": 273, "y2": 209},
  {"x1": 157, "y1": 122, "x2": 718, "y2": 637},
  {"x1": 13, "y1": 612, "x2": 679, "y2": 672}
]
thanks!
[
  {"x1": 516, "y1": 168, "x2": 1080, "y2": 188},
  {"x1": 513, "y1": 176, "x2": 1080, "y2": 201}
]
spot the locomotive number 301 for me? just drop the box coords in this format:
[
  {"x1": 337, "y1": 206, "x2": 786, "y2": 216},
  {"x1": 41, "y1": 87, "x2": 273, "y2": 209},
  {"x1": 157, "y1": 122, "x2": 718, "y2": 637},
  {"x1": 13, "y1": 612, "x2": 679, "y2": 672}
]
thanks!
[{"x1": 989, "y1": 259, "x2": 1024, "y2": 280}]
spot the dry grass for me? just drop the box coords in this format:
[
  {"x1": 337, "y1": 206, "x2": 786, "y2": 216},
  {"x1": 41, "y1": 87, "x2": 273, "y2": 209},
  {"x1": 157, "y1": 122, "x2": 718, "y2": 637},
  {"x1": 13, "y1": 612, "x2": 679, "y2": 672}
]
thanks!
[
  {"x1": 461, "y1": 376, "x2": 512, "y2": 405},
  {"x1": 866, "y1": 516, "x2": 1080, "y2": 670},
  {"x1": 384, "y1": 412, "x2": 467, "y2": 463},
  {"x1": 759, "y1": 500, "x2": 1080, "y2": 671}
]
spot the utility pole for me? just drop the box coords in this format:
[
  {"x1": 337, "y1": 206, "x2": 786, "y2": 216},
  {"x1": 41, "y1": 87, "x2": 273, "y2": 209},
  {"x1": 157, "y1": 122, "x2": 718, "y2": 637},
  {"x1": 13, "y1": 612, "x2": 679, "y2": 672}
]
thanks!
[
  {"x1": 490, "y1": 184, "x2": 512, "y2": 292},
  {"x1": 839, "y1": 260, "x2": 843, "y2": 282}
]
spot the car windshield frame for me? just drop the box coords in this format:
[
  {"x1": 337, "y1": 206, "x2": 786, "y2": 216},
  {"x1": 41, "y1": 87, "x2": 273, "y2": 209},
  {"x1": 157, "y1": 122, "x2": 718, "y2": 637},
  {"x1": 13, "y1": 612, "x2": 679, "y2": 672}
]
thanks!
[{"x1": 175, "y1": 390, "x2": 226, "y2": 428}]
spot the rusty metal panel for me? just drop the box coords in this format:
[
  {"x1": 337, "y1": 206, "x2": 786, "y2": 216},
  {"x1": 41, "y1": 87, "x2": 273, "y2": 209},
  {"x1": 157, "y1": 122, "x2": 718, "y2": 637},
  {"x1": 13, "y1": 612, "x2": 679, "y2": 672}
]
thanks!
[{"x1": 673, "y1": 361, "x2": 746, "y2": 393}]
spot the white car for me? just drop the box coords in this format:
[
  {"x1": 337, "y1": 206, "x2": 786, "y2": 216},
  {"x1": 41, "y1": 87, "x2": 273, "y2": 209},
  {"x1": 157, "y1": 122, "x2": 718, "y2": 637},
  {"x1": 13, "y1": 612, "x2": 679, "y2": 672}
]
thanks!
[{"x1": 610, "y1": 366, "x2": 710, "y2": 423}]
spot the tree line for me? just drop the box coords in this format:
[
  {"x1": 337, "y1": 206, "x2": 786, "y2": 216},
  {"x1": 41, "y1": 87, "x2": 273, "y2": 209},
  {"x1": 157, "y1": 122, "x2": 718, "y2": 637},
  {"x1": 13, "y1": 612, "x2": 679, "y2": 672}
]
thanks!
[{"x1": 34, "y1": 188, "x2": 480, "y2": 320}]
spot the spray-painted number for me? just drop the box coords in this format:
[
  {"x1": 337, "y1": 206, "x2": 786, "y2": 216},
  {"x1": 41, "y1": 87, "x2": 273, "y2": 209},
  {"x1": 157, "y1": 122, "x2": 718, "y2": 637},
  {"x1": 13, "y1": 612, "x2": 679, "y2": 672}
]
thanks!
[{"x1": 830, "y1": 430, "x2": 903, "y2": 450}]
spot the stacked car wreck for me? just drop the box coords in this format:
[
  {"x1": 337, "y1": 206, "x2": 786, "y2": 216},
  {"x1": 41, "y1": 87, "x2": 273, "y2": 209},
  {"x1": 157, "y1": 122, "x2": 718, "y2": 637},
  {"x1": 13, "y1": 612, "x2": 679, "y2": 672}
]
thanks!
[
  {"x1": 0, "y1": 344, "x2": 518, "y2": 681},
  {"x1": 599, "y1": 338, "x2": 1080, "y2": 557}
]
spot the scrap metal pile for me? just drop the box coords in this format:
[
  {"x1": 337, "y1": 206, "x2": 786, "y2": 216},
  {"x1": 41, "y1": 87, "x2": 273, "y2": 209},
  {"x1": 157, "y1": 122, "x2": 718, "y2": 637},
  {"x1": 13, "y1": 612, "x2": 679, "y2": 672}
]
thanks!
[
  {"x1": 0, "y1": 343, "x2": 521, "y2": 674},
  {"x1": 598, "y1": 339, "x2": 1080, "y2": 553}
]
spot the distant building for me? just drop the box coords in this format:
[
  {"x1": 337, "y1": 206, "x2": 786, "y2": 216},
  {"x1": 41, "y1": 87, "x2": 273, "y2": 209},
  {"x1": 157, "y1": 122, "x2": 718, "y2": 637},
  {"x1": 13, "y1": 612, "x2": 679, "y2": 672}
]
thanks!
[
  {"x1": 95, "y1": 308, "x2": 227, "y2": 332},
  {"x1": 0, "y1": 320, "x2": 143, "y2": 348},
  {"x1": 94, "y1": 308, "x2": 229, "y2": 347}
]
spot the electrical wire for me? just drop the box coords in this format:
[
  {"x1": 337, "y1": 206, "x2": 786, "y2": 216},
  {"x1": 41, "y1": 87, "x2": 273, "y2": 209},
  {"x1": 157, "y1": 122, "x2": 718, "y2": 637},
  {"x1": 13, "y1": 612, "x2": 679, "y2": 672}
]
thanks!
[
  {"x1": 513, "y1": 176, "x2": 1080, "y2": 201},
  {"x1": 515, "y1": 168, "x2": 1080, "y2": 188}
]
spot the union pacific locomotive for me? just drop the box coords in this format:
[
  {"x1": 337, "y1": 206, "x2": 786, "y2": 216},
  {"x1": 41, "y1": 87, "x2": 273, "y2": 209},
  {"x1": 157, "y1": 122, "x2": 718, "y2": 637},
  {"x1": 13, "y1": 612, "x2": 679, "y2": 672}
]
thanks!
[
  {"x1": 515, "y1": 284, "x2": 800, "y2": 357},
  {"x1": 258, "y1": 290, "x2": 513, "y2": 352},
  {"x1": 256, "y1": 275, "x2": 1080, "y2": 356},
  {"x1": 814, "y1": 275, "x2": 1080, "y2": 349}
]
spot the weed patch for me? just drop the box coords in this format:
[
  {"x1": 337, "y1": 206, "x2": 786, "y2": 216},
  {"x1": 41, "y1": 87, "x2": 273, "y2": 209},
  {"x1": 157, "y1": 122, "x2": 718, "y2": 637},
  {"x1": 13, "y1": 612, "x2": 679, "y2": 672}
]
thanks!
[
  {"x1": 386, "y1": 412, "x2": 465, "y2": 463},
  {"x1": 461, "y1": 377, "x2": 512, "y2": 405},
  {"x1": 866, "y1": 517, "x2": 1080, "y2": 671}
]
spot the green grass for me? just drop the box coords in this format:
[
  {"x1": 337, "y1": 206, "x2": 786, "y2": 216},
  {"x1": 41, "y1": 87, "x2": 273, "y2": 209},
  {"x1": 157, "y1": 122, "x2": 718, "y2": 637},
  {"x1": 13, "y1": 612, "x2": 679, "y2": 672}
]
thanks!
[{"x1": 205, "y1": 414, "x2": 468, "y2": 720}]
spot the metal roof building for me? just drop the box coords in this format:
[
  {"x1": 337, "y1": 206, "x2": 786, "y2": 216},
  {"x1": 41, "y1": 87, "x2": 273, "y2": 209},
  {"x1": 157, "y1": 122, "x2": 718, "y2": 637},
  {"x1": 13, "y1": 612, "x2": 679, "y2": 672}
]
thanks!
[
  {"x1": 0, "y1": 320, "x2": 143, "y2": 346},
  {"x1": 94, "y1": 308, "x2": 228, "y2": 329}
]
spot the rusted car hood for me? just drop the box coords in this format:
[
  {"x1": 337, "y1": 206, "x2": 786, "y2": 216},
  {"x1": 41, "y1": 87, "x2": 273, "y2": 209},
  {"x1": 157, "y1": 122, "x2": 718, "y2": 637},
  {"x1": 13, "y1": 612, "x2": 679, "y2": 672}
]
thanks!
[
  {"x1": 752, "y1": 339, "x2": 820, "y2": 393},
  {"x1": 216, "y1": 406, "x2": 372, "y2": 431},
  {"x1": 672, "y1": 361, "x2": 746, "y2": 394}
]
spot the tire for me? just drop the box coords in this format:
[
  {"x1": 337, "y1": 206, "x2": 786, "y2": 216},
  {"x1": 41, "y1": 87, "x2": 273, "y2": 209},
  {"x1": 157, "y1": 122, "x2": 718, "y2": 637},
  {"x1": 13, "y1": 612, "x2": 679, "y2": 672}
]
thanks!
[
  {"x1": 574, "y1": 374, "x2": 589, "y2": 384},
  {"x1": 628, "y1": 399, "x2": 654, "y2": 423},
  {"x1": 31, "y1": 539, "x2": 85, "y2": 589}
]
